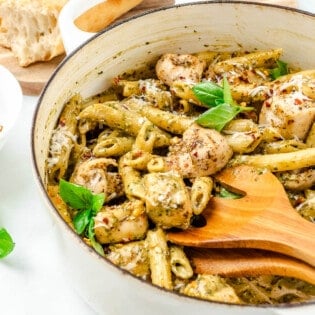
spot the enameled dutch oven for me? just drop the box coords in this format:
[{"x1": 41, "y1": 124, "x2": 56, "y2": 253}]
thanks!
[{"x1": 32, "y1": 1, "x2": 315, "y2": 314}]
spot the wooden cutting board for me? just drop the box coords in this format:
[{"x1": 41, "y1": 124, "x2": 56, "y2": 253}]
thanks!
[
  {"x1": 0, "y1": 0, "x2": 297, "y2": 95},
  {"x1": 0, "y1": 0, "x2": 174, "y2": 96}
]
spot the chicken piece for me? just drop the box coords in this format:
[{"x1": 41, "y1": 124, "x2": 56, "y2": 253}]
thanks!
[
  {"x1": 181, "y1": 274, "x2": 241, "y2": 304},
  {"x1": 107, "y1": 241, "x2": 150, "y2": 278},
  {"x1": 71, "y1": 157, "x2": 123, "y2": 201},
  {"x1": 296, "y1": 190, "x2": 315, "y2": 222},
  {"x1": 143, "y1": 171, "x2": 192, "y2": 229},
  {"x1": 259, "y1": 74, "x2": 315, "y2": 140},
  {"x1": 94, "y1": 200, "x2": 148, "y2": 244},
  {"x1": 277, "y1": 169, "x2": 315, "y2": 191},
  {"x1": 165, "y1": 124, "x2": 233, "y2": 177},
  {"x1": 156, "y1": 53, "x2": 206, "y2": 86}
]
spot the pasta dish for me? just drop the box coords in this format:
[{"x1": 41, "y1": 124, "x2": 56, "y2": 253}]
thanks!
[{"x1": 46, "y1": 48, "x2": 315, "y2": 305}]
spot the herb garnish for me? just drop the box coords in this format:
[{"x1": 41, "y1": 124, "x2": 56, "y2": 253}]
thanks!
[
  {"x1": 59, "y1": 179, "x2": 105, "y2": 256},
  {"x1": 270, "y1": 60, "x2": 288, "y2": 80},
  {"x1": 219, "y1": 187, "x2": 242, "y2": 199},
  {"x1": 193, "y1": 77, "x2": 253, "y2": 131},
  {"x1": 0, "y1": 228, "x2": 14, "y2": 259}
]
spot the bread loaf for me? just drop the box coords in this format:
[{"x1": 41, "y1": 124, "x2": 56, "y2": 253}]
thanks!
[{"x1": 0, "y1": 0, "x2": 67, "y2": 67}]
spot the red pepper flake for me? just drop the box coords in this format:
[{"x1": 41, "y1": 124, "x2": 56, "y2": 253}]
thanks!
[
  {"x1": 133, "y1": 150, "x2": 143, "y2": 158},
  {"x1": 102, "y1": 217, "x2": 109, "y2": 225},
  {"x1": 294, "y1": 98, "x2": 303, "y2": 105},
  {"x1": 59, "y1": 118, "x2": 66, "y2": 127},
  {"x1": 265, "y1": 101, "x2": 271, "y2": 108},
  {"x1": 113, "y1": 76, "x2": 121, "y2": 85}
]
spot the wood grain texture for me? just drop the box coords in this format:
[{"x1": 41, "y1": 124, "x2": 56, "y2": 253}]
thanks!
[
  {"x1": 186, "y1": 248, "x2": 315, "y2": 285},
  {"x1": 167, "y1": 165, "x2": 315, "y2": 267},
  {"x1": 0, "y1": 0, "x2": 174, "y2": 95}
]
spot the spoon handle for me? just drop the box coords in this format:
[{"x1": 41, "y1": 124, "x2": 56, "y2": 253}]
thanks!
[
  {"x1": 250, "y1": 213, "x2": 315, "y2": 267},
  {"x1": 187, "y1": 248, "x2": 315, "y2": 285}
]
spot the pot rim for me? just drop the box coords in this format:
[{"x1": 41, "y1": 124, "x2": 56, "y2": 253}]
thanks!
[{"x1": 31, "y1": 0, "x2": 315, "y2": 309}]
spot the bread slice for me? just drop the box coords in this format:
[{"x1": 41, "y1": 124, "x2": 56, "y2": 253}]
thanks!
[{"x1": 0, "y1": 0, "x2": 67, "y2": 67}]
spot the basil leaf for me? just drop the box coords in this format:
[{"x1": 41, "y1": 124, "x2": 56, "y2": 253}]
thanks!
[
  {"x1": 59, "y1": 179, "x2": 95, "y2": 210},
  {"x1": 0, "y1": 228, "x2": 14, "y2": 259},
  {"x1": 222, "y1": 76, "x2": 235, "y2": 105},
  {"x1": 219, "y1": 187, "x2": 242, "y2": 199},
  {"x1": 88, "y1": 220, "x2": 104, "y2": 256},
  {"x1": 58, "y1": 179, "x2": 105, "y2": 256},
  {"x1": 192, "y1": 81, "x2": 224, "y2": 107},
  {"x1": 270, "y1": 60, "x2": 288, "y2": 80},
  {"x1": 73, "y1": 209, "x2": 92, "y2": 235},
  {"x1": 196, "y1": 103, "x2": 242, "y2": 131},
  {"x1": 91, "y1": 193, "x2": 105, "y2": 214}
]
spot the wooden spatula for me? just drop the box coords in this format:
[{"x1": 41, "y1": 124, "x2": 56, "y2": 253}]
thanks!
[
  {"x1": 186, "y1": 247, "x2": 315, "y2": 285},
  {"x1": 167, "y1": 165, "x2": 315, "y2": 267}
]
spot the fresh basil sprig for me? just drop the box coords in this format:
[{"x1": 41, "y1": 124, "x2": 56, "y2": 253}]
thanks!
[
  {"x1": 0, "y1": 228, "x2": 14, "y2": 259},
  {"x1": 270, "y1": 60, "x2": 288, "y2": 80},
  {"x1": 193, "y1": 77, "x2": 253, "y2": 131},
  {"x1": 59, "y1": 179, "x2": 105, "y2": 256},
  {"x1": 196, "y1": 103, "x2": 244, "y2": 131},
  {"x1": 192, "y1": 81, "x2": 224, "y2": 106}
]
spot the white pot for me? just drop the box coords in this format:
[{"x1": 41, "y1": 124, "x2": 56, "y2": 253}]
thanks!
[{"x1": 32, "y1": 2, "x2": 315, "y2": 315}]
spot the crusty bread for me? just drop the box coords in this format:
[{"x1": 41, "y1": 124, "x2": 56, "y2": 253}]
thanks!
[
  {"x1": 0, "y1": 0, "x2": 67, "y2": 67},
  {"x1": 74, "y1": 0, "x2": 143, "y2": 33}
]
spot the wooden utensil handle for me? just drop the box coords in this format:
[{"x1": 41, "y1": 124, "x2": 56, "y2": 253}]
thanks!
[
  {"x1": 188, "y1": 248, "x2": 315, "y2": 285},
  {"x1": 252, "y1": 215, "x2": 315, "y2": 267}
]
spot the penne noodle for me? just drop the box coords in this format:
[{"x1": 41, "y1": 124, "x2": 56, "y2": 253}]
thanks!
[
  {"x1": 79, "y1": 101, "x2": 171, "y2": 147},
  {"x1": 170, "y1": 245, "x2": 193, "y2": 280},
  {"x1": 138, "y1": 104, "x2": 193, "y2": 134},
  {"x1": 146, "y1": 228, "x2": 173, "y2": 290},
  {"x1": 93, "y1": 136, "x2": 134, "y2": 157},
  {"x1": 191, "y1": 177, "x2": 213, "y2": 215},
  {"x1": 213, "y1": 48, "x2": 283, "y2": 74},
  {"x1": 232, "y1": 148, "x2": 315, "y2": 172}
]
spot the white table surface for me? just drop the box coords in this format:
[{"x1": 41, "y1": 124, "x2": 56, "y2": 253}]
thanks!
[{"x1": 0, "y1": 95, "x2": 97, "y2": 315}]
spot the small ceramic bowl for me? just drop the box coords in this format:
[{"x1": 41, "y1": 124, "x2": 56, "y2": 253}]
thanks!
[
  {"x1": 0, "y1": 65, "x2": 23, "y2": 150},
  {"x1": 296, "y1": 0, "x2": 315, "y2": 13}
]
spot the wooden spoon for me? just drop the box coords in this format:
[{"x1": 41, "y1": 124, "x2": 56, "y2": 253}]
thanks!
[
  {"x1": 186, "y1": 247, "x2": 315, "y2": 285},
  {"x1": 167, "y1": 165, "x2": 315, "y2": 267},
  {"x1": 74, "y1": 0, "x2": 144, "y2": 32}
]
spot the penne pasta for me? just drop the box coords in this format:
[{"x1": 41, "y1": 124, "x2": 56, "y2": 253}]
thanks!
[
  {"x1": 170, "y1": 245, "x2": 193, "y2": 279},
  {"x1": 146, "y1": 228, "x2": 173, "y2": 290},
  {"x1": 138, "y1": 104, "x2": 193, "y2": 134},
  {"x1": 79, "y1": 101, "x2": 171, "y2": 147},
  {"x1": 232, "y1": 148, "x2": 315, "y2": 172},
  {"x1": 191, "y1": 176, "x2": 213, "y2": 215},
  {"x1": 46, "y1": 48, "x2": 315, "y2": 305},
  {"x1": 213, "y1": 48, "x2": 283, "y2": 75},
  {"x1": 93, "y1": 136, "x2": 134, "y2": 157}
]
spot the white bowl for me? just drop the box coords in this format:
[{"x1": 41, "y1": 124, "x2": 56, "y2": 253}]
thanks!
[
  {"x1": 32, "y1": 2, "x2": 315, "y2": 315},
  {"x1": 0, "y1": 65, "x2": 22, "y2": 150},
  {"x1": 297, "y1": 0, "x2": 315, "y2": 13}
]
